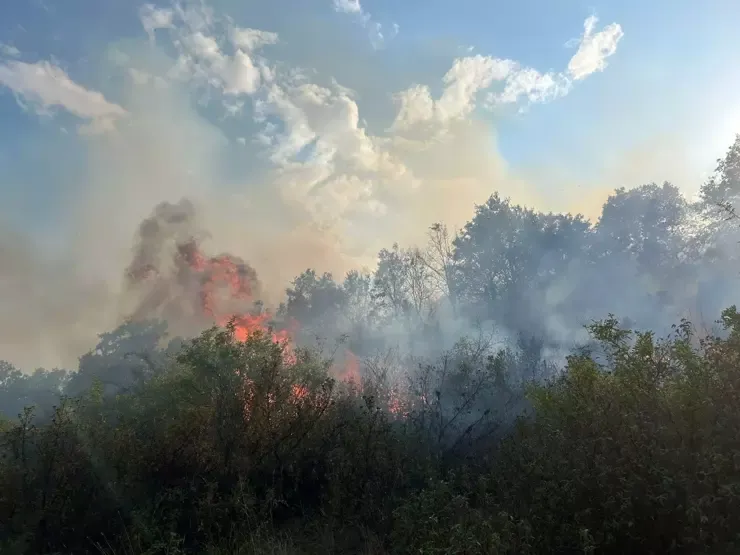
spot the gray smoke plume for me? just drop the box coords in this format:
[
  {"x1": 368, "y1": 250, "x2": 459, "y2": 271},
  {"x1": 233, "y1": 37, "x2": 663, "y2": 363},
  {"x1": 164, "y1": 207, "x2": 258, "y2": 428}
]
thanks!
[{"x1": 123, "y1": 198, "x2": 262, "y2": 337}]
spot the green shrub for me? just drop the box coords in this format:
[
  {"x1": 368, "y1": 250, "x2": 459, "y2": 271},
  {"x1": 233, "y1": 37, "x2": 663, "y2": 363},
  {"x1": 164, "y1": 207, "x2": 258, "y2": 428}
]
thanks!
[{"x1": 5, "y1": 310, "x2": 740, "y2": 553}]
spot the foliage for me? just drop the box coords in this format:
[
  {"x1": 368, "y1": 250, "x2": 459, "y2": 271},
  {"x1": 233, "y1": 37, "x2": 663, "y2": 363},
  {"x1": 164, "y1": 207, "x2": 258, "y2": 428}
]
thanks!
[
  {"x1": 0, "y1": 361, "x2": 70, "y2": 423},
  {"x1": 2, "y1": 308, "x2": 740, "y2": 553}
]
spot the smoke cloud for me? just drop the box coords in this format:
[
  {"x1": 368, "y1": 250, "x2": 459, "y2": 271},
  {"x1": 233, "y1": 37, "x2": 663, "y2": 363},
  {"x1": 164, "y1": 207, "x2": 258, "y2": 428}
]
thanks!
[{"x1": 0, "y1": 0, "x2": 724, "y2": 372}]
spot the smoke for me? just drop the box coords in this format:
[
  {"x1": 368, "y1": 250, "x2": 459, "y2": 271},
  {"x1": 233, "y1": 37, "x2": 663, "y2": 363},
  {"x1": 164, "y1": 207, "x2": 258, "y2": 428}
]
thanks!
[
  {"x1": 0, "y1": 0, "x2": 727, "y2": 372},
  {"x1": 0, "y1": 225, "x2": 115, "y2": 371},
  {"x1": 122, "y1": 198, "x2": 262, "y2": 336}
]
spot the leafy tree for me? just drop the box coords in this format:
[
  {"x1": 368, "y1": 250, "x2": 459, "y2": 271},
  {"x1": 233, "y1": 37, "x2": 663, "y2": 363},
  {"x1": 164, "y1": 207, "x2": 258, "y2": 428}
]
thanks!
[
  {"x1": 0, "y1": 362, "x2": 69, "y2": 422},
  {"x1": 281, "y1": 269, "x2": 347, "y2": 330},
  {"x1": 65, "y1": 319, "x2": 171, "y2": 397},
  {"x1": 701, "y1": 134, "x2": 740, "y2": 209},
  {"x1": 422, "y1": 222, "x2": 462, "y2": 316},
  {"x1": 453, "y1": 193, "x2": 590, "y2": 339},
  {"x1": 372, "y1": 243, "x2": 437, "y2": 326},
  {"x1": 594, "y1": 182, "x2": 693, "y2": 277}
]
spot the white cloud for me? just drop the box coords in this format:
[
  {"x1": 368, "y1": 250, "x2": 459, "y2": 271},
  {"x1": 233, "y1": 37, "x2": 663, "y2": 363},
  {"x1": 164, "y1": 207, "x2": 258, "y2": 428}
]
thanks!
[
  {"x1": 0, "y1": 43, "x2": 20, "y2": 57},
  {"x1": 392, "y1": 56, "x2": 514, "y2": 131},
  {"x1": 392, "y1": 85, "x2": 435, "y2": 130},
  {"x1": 127, "y1": 3, "x2": 626, "y2": 268},
  {"x1": 137, "y1": 3, "x2": 622, "y2": 239},
  {"x1": 567, "y1": 15, "x2": 624, "y2": 80},
  {"x1": 333, "y1": 0, "x2": 362, "y2": 14},
  {"x1": 0, "y1": 59, "x2": 127, "y2": 133},
  {"x1": 438, "y1": 56, "x2": 514, "y2": 118},
  {"x1": 259, "y1": 81, "x2": 380, "y2": 168},
  {"x1": 139, "y1": 4, "x2": 175, "y2": 41},
  {"x1": 392, "y1": 15, "x2": 622, "y2": 131},
  {"x1": 246, "y1": 71, "x2": 415, "y2": 229},
  {"x1": 229, "y1": 27, "x2": 279, "y2": 51},
  {"x1": 137, "y1": 2, "x2": 380, "y2": 201},
  {"x1": 141, "y1": 3, "x2": 276, "y2": 98},
  {"x1": 489, "y1": 68, "x2": 570, "y2": 106}
]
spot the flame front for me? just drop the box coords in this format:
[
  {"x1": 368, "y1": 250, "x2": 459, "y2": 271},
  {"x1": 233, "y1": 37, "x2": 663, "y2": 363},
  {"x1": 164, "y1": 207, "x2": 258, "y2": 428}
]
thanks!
[
  {"x1": 177, "y1": 240, "x2": 297, "y2": 363},
  {"x1": 170, "y1": 234, "x2": 407, "y2": 412},
  {"x1": 125, "y1": 201, "x2": 397, "y2": 411}
]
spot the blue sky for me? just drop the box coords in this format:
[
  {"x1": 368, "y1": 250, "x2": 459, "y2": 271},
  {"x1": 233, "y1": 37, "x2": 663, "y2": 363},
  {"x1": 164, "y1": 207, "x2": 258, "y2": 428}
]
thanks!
[{"x1": 1, "y1": 0, "x2": 739, "y2": 259}]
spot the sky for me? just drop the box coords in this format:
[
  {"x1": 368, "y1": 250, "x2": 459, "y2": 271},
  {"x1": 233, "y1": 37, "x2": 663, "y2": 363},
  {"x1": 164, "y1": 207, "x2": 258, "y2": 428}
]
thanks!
[{"x1": 0, "y1": 0, "x2": 739, "y2": 369}]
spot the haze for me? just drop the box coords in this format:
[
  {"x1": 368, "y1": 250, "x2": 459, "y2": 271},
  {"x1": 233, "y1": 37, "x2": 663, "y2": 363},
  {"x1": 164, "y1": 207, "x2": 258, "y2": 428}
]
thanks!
[{"x1": 1, "y1": 0, "x2": 739, "y2": 371}]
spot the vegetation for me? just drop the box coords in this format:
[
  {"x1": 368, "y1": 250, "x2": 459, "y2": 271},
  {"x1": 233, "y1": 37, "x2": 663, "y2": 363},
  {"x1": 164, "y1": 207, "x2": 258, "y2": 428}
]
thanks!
[
  {"x1": 3, "y1": 137, "x2": 740, "y2": 554},
  {"x1": 5, "y1": 311, "x2": 740, "y2": 554}
]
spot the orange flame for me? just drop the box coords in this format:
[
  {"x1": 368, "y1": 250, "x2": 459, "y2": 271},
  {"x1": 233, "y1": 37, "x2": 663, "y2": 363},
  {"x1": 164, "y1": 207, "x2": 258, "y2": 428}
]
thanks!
[
  {"x1": 178, "y1": 240, "x2": 297, "y2": 364},
  {"x1": 175, "y1": 239, "x2": 412, "y2": 414},
  {"x1": 337, "y1": 350, "x2": 362, "y2": 385}
]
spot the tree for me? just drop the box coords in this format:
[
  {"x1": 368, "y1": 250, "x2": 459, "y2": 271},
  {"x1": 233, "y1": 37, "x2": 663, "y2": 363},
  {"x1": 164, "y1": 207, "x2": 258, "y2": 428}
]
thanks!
[
  {"x1": 0, "y1": 362, "x2": 69, "y2": 422},
  {"x1": 281, "y1": 270, "x2": 347, "y2": 329},
  {"x1": 65, "y1": 319, "x2": 171, "y2": 397},
  {"x1": 701, "y1": 134, "x2": 740, "y2": 209},
  {"x1": 341, "y1": 270, "x2": 374, "y2": 330},
  {"x1": 593, "y1": 182, "x2": 693, "y2": 277},
  {"x1": 422, "y1": 223, "x2": 461, "y2": 316},
  {"x1": 453, "y1": 194, "x2": 590, "y2": 338},
  {"x1": 372, "y1": 243, "x2": 437, "y2": 326}
]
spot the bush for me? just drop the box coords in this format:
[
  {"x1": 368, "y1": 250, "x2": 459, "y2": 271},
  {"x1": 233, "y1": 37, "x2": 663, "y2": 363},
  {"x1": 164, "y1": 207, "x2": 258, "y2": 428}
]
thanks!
[{"x1": 4, "y1": 310, "x2": 740, "y2": 553}]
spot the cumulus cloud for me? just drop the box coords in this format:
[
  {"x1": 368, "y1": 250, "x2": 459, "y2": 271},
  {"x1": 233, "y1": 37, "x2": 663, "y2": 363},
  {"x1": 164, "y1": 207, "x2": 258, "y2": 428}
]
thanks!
[
  {"x1": 392, "y1": 56, "x2": 515, "y2": 131},
  {"x1": 333, "y1": 0, "x2": 362, "y2": 14},
  {"x1": 123, "y1": 5, "x2": 623, "y2": 273},
  {"x1": 123, "y1": 0, "x2": 548, "y2": 284},
  {"x1": 139, "y1": 2, "x2": 277, "y2": 97},
  {"x1": 0, "y1": 43, "x2": 20, "y2": 57},
  {"x1": 491, "y1": 68, "x2": 570, "y2": 106},
  {"x1": 567, "y1": 15, "x2": 624, "y2": 80},
  {"x1": 247, "y1": 76, "x2": 413, "y2": 242},
  {"x1": 109, "y1": 5, "x2": 625, "y2": 252},
  {"x1": 392, "y1": 15, "x2": 622, "y2": 130},
  {"x1": 229, "y1": 27, "x2": 279, "y2": 51},
  {"x1": 0, "y1": 59, "x2": 127, "y2": 134},
  {"x1": 139, "y1": 4, "x2": 175, "y2": 41},
  {"x1": 392, "y1": 55, "x2": 569, "y2": 131}
]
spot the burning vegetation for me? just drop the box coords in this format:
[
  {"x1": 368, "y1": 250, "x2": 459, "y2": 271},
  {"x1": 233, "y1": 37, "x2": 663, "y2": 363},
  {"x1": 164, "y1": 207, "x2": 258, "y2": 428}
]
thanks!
[
  {"x1": 123, "y1": 199, "x2": 371, "y2": 411},
  {"x1": 7, "y1": 140, "x2": 740, "y2": 553}
]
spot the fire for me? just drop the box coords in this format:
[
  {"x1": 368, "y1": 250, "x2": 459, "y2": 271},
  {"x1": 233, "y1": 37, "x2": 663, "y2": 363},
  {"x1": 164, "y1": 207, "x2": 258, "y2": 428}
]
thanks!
[
  {"x1": 387, "y1": 388, "x2": 409, "y2": 417},
  {"x1": 176, "y1": 239, "x2": 298, "y2": 364},
  {"x1": 337, "y1": 350, "x2": 362, "y2": 385},
  {"x1": 227, "y1": 313, "x2": 297, "y2": 365},
  {"x1": 332, "y1": 351, "x2": 410, "y2": 416},
  {"x1": 291, "y1": 383, "x2": 309, "y2": 400},
  {"x1": 176, "y1": 237, "x2": 368, "y2": 391},
  {"x1": 125, "y1": 201, "x2": 399, "y2": 411}
]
